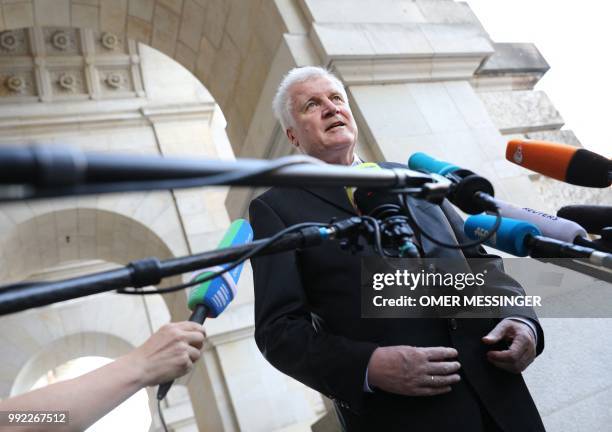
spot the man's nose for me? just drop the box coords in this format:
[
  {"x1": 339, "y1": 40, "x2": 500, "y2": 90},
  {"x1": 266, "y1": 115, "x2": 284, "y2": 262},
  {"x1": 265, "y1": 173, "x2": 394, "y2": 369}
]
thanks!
[{"x1": 321, "y1": 98, "x2": 339, "y2": 117}]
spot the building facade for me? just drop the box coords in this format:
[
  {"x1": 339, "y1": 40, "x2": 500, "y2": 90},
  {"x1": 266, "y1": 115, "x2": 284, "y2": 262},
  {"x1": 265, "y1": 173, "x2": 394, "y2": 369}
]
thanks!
[{"x1": 0, "y1": 1, "x2": 609, "y2": 431}]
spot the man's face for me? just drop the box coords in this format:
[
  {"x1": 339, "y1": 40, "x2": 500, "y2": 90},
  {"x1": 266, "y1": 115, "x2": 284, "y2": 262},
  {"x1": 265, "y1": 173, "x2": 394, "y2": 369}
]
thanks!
[{"x1": 286, "y1": 76, "x2": 358, "y2": 165}]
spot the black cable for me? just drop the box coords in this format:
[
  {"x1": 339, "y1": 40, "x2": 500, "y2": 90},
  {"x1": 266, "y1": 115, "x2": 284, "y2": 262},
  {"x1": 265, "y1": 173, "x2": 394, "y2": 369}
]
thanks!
[
  {"x1": 118, "y1": 222, "x2": 329, "y2": 295},
  {"x1": 157, "y1": 398, "x2": 168, "y2": 432},
  {"x1": 4, "y1": 156, "x2": 320, "y2": 201},
  {"x1": 118, "y1": 278, "x2": 203, "y2": 295},
  {"x1": 361, "y1": 215, "x2": 384, "y2": 256},
  {"x1": 362, "y1": 215, "x2": 404, "y2": 264},
  {"x1": 402, "y1": 193, "x2": 502, "y2": 250}
]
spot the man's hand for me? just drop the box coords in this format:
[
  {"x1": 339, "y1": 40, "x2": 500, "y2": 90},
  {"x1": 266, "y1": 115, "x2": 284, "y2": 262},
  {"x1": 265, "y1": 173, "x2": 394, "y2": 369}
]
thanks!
[
  {"x1": 367, "y1": 346, "x2": 461, "y2": 396},
  {"x1": 482, "y1": 320, "x2": 536, "y2": 373},
  {"x1": 126, "y1": 321, "x2": 206, "y2": 387}
]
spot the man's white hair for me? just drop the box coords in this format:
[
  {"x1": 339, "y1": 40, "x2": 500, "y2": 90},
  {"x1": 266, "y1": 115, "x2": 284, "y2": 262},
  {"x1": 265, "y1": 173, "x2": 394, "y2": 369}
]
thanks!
[{"x1": 272, "y1": 66, "x2": 348, "y2": 131}]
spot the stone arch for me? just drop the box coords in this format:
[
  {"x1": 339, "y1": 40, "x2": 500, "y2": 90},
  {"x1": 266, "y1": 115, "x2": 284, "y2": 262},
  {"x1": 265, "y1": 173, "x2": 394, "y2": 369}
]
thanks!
[
  {"x1": 0, "y1": 290, "x2": 169, "y2": 398},
  {"x1": 0, "y1": 204, "x2": 202, "y2": 335},
  {"x1": 0, "y1": 206, "x2": 227, "y2": 430},
  {"x1": 0, "y1": 3, "x2": 323, "y2": 430},
  {"x1": 11, "y1": 331, "x2": 134, "y2": 396},
  {"x1": 4, "y1": 322, "x2": 165, "y2": 429},
  {"x1": 0, "y1": 0, "x2": 288, "y2": 157},
  {"x1": 0, "y1": 207, "x2": 174, "y2": 284}
]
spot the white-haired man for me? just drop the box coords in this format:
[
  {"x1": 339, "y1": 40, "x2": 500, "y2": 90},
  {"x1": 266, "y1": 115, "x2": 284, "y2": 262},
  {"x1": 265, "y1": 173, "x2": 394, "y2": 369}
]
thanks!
[{"x1": 249, "y1": 66, "x2": 545, "y2": 431}]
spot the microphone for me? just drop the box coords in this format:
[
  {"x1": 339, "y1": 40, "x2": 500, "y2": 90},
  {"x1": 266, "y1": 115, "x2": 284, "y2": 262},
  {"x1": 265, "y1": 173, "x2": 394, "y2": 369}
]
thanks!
[
  {"x1": 506, "y1": 139, "x2": 611, "y2": 188},
  {"x1": 497, "y1": 201, "x2": 611, "y2": 253},
  {"x1": 464, "y1": 214, "x2": 612, "y2": 269},
  {"x1": 496, "y1": 200, "x2": 587, "y2": 243},
  {"x1": 0, "y1": 146, "x2": 440, "y2": 202},
  {"x1": 465, "y1": 214, "x2": 538, "y2": 256},
  {"x1": 157, "y1": 219, "x2": 253, "y2": 400},
  {"x1": 557, "y1": 205, "x2": 612, "y2": 235},
  {"x1": 346, "y1": 163, "x2": 420, "y2": 257},
  {"x1": 408, "y1": 152, "x2": 498, "y2": 214}
]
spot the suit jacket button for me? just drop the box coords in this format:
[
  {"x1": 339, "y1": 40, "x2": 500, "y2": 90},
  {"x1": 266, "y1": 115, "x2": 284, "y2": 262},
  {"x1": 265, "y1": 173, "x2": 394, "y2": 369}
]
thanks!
[{"x1": 449, "y1": 318, "x2": 458, "y2": 330}]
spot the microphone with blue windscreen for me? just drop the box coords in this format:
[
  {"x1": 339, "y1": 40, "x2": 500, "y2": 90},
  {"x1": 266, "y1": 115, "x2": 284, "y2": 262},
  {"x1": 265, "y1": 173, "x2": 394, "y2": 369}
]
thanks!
[
  {"x1": 464, "y1": 214, "x2": 540, "y2": 256},
  {"x1": 157, "y1": 219, "x2": 253, "y2": 400},
  {"x1": 464, "y1": 214, "x2": 612, "y2": 269},
  {"x1": 408, "y1": 152, "x2": 497, "y2": 214}
]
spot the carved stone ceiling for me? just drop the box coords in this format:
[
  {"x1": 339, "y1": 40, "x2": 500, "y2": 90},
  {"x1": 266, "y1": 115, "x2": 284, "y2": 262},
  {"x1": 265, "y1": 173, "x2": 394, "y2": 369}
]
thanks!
[{"x1": 0, "y1": 27, "x2": 145, "y2": 103}]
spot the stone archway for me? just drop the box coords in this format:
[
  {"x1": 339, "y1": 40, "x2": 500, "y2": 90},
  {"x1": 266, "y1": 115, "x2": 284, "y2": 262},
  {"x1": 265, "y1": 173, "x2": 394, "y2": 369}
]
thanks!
[
  {"x1": 0, "y1": 1, "x2": 328, "y2": 223},
  {"x1": 0, "y1": 0, "x2": 289, "y2": 159},
  {"x1": 0, "y1": 208, "x2": 175, "y2": 284},
  {"x1": 10, "y1": 331, "x2": 135, "y2": 397},
  {"x1": 0, "y1": 205, "x2": 223, "y2": 430},
  {"x1": 4, "y1": 323, "x2": 165, "y2": 429},
  {"x1": 0, "y1": 2, "x2": 386, "y2": 431},
  {"x1": 0, "y1": 5, "x2": 298, "y2": 423}
]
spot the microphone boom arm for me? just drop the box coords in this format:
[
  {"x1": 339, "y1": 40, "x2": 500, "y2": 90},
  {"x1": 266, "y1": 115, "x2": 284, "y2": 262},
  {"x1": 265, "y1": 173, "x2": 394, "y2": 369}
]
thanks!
[
  {"x1": 0, "y1": 218, "x2": 367, "y2": 316},
  {"x1": 0, "y1": 146, "x2": 448, "y2": 201}
]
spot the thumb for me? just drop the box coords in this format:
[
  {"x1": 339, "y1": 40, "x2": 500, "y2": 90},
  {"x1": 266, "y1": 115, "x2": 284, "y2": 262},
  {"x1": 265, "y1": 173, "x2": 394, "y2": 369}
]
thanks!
[{"x1": 482, "y1": 322, "x2": 508, "y2": 344}]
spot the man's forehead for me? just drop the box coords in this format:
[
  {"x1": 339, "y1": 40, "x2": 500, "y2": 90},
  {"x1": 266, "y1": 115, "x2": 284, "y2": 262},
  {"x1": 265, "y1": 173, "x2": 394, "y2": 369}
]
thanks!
[{"x1": 290, "y1": 76, "x2": 342, "y2": 99}]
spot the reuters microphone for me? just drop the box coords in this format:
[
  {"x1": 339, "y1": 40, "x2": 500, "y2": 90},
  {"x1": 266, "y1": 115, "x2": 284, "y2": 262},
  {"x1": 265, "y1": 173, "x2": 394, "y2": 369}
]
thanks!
[
  {"x1": 157, "y1": 219, "x2": 253, "y2": 400},
  {"x1": 496, "y1": 200, "x2": 587, "y2": 243},
  {"x1": 497, "y1": 201, "x2": 611, "y2": 253},
  {"x1": 506, "y1": 139, "x2": 611, "y2": 188}
]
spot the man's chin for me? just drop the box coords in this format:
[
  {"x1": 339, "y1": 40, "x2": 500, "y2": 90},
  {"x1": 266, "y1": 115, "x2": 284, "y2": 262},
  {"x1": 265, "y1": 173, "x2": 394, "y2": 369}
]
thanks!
[
  {"x1": 324, "y1": 133, "x2": 355, "y2": 148},
  {"x1": 313, "y1": 142, "x2": 355, "y2": 164}
]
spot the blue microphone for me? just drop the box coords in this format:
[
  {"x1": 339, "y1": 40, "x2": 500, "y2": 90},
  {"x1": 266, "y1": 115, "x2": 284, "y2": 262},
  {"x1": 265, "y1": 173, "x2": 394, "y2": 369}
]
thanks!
[
  {"x1": 408, "y1": 153, "x2": 460, "y2": 176},
  {"x1": 157, "y1": 219, "x2": 253, "y2": 400},
  {"x1": 464, "y1": 214, "x2": 612, "y2": 269},
  {"x1": 408, "y1": 152, "x2": 497, "y2": 214},
  {"x1": 464, "y1": 214, "x2": 540, "y2": 256}
]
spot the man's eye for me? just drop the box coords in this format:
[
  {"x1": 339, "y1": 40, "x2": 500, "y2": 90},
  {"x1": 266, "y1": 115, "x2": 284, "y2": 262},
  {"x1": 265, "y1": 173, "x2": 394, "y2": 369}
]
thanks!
[
  {"x1": 305, "y1": 101, "x2": 318, "y2": 110},
  {"x1": 332, "y1": 95, "x2": 343, "y2": 103}
]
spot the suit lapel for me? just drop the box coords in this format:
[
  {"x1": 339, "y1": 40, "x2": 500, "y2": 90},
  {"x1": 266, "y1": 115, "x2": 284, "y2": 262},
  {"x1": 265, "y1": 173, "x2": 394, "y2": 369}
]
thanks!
[
  {"x1": 301, "y1": 187, "x2": 357, "y2": 216},
  {"x1": 405, "y1": 197, "x2": 466, "y2": 260}
]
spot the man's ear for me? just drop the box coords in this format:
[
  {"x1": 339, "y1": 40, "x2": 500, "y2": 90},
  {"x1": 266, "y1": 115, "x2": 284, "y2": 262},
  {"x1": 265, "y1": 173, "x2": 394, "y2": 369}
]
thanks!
[{"x1": 286, "y1": 128, "x2": 299, "y2": 149}]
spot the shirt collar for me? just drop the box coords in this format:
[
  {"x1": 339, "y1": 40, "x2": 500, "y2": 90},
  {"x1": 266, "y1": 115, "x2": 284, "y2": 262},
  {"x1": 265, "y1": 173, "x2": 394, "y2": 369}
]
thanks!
[{"x1": 351, "y1": 154, "x2": 364, "y2": 167}]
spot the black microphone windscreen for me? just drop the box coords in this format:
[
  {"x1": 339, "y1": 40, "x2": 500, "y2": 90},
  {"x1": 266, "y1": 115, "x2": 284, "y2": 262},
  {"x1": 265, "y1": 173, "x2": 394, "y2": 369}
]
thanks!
[
  {"x1": 352, "y1": 161, "x2": 407, "y2": 216},
  {"x1": 566, "y1": 149, "x2": 612, "y2": 188},
  {"x1": 557, "y1": 205, "x2": 612, "y2": 234}
]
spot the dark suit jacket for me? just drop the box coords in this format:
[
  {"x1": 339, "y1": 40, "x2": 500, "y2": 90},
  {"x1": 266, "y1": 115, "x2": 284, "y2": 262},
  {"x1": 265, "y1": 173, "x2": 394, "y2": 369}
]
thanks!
[{"x1": 249, "y1": 185, "x2": 545, "y2": 432}]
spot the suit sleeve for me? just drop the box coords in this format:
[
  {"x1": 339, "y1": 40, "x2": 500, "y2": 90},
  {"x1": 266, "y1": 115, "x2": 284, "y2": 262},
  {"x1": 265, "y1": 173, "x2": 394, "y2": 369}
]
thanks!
[
  {"x1": 439, "y1": 200, "x2": 545, "y2": 356},
  {"x1": 249, "y1": 197, "x2": 378, "y2": 412}
]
